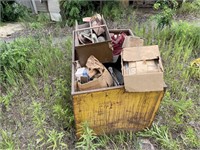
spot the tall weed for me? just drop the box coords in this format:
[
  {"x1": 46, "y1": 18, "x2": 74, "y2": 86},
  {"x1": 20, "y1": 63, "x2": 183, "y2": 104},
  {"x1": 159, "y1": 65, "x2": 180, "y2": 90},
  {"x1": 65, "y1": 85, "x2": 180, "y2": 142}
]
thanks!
[
  {"x1": 130, "y1": 17, "x2": 200, "y2": 149},
  {"x1": 46, "y1": 129, "x2": 68, "y2": 150},
  {"x1": 0, "y1": 129, "x2": 17, "y2": 149},
  {"x1": 138, "y1": 124, "x2": 179, "y2": 150},
  {"x1": 0, "y1": 37, "x2": 68, "y2": 88},
  {"x1": 178, "y1": 0, "x2": 200, "y2": 15},
  {"x1": 76, "y1": 122, "x2": 102, "y2": 150},
  {"x1": 0, "y1": 91, "x2": 14, "y2": 109},
  {"x1": 183, "y1": 126, "x2": 200, "y2": 148},
  {"x1": 166, "y1": 21, "x2": 200, "y2": 51},
  {"x1": 0, "y1": 1, "x2": 29, "y2": 22}
]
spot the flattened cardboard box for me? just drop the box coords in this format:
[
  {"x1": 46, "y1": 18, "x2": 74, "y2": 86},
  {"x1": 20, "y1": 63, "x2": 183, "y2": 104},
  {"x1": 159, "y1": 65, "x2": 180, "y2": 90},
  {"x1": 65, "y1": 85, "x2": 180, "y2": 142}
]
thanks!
[{"x1": 122, "y1": 45, "x2": 164, "y2": 92}]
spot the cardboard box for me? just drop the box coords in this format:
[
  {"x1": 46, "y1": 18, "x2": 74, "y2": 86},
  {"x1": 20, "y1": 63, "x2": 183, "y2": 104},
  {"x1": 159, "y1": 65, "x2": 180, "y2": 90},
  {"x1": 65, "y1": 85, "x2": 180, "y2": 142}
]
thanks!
[
  {"x1": 122, "y1": 45, "x2": 164, "y2": 92},
  {"x1": 75, "y1": 17, "x2": 112, "y2": 66},
  {"x1": 122, "y1": 36, "x2": 144, "y2": 48},
  {"x1": 109, "y1": 29, "x2": 134, "y2": 36}
]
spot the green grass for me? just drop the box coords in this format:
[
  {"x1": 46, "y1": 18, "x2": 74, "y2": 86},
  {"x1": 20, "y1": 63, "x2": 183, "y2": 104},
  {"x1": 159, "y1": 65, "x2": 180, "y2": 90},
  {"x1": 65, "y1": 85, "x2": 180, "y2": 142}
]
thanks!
[
  {"x1": 0, "y1": 129, "x2": 17, "y2": 149},
  {"x1": 0, "y1": 10, "x2": 200, "y2": 150},
  {"x1": 177, "y1": 0, "x2": 200, "y2": 16},
  {"x1": 0, "y1": 34, "x2": 73, "y2": 149},
  {"x1": 137, "y1": 124, "x2": 179, "y2": 150},
  {"x1": 129, "y1": 19, "x2": 200, "y2": 150},
  {"x1": 76, "y1": 122, "x2": 102, "y2": 150},
  {"x1": 19, "y1": 12, "x2": 51, "y2": 30}
]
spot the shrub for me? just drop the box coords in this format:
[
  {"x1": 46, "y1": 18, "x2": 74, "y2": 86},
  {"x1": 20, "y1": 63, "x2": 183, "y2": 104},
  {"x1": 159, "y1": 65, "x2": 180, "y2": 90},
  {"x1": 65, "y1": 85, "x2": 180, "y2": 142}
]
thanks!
[
  {"x1": 0, "y1": 37, "x2": 65, "y2": 86},
  {"x1": 154, "y1": 0, "x2": 178, "y2": 28},
  {"x1": 59, "y1": 0, "x2": 95, "y2": 26},
  {"x1": 0, "y1": 39, "x2": 34, "y2": 84},
  {"x1": 0, "y1": 1, "x2": 28, "y2": 22},
  {"x1": 59, "y1": 0, "x2": 124, "y2": 26},
  {"x1": 178, "y1": 0, "x2": 200, "y2": 15},
  {"x1": 101, "y1": 1, "x2": 123, "y2": 20}
]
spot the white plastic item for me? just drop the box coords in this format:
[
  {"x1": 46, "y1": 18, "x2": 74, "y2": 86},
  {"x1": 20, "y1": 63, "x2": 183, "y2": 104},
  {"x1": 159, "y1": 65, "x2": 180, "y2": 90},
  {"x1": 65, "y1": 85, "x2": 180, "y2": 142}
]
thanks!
[{"x1": 75, "y1": 67, "x2": 88, "y2": 80}]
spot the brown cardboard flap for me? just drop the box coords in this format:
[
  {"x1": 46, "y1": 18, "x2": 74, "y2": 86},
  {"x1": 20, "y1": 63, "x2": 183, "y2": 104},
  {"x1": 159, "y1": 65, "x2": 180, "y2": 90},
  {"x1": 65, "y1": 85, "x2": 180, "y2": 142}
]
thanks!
[
  {"x1": 78, "y1": 74, "x2": 107, "y2": 91},
  {"x1": 122, "y1": 45, "x2": 160, "y2": 62},
  {"x1": 122, "y1": 36, "x2": 144, "y2": 48},
  {"x1": 86, "y1": 55, "x2": 104, "y2": 76},
  {"x1": 124, "y1": 73, "x2": 164, "y2": 92},
  {"x1": 77, "y1": 68, "x2": 113, "y2": 91},
  {"x1": 77, "y1": 55, "x2": 113, "y2": 91},
  {"x1": 75, "y1": 20, "x2": 90, "y2": 30}
]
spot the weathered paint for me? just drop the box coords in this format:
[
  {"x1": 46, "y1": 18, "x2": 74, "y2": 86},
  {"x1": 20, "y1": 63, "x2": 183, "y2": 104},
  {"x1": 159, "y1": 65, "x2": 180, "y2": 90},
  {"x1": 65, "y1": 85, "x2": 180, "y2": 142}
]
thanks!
[{"x1": 72, "y1": 87, "x2": 165, "y2": 136}]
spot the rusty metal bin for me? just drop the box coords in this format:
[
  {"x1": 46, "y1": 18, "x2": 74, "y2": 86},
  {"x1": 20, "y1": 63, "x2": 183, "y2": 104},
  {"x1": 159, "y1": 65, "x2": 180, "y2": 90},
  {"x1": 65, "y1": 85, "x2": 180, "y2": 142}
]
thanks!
[{"x1": 71, "y1": 30, "x2": 166, "y2": 136}]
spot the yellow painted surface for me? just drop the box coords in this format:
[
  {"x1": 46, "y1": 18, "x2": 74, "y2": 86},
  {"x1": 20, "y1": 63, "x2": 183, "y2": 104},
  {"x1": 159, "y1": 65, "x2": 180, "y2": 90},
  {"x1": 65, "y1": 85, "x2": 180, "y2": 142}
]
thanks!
[{"x1": 73, "y1": 87, "x2": 165, "y2": 136}]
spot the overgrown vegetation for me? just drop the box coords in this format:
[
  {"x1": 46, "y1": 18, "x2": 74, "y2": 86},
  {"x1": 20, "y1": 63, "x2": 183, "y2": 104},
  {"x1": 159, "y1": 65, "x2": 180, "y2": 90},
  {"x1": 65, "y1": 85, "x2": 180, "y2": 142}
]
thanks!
[
  {"x1": 76, "y1": 122, "x2": 102, "y2": 150},
  {"x1": 60, "y1": 0, "x2": 95, "y2": 26},
  {"x1": 59, "y1": 0, "x2": 126, "y2": 26},
  {"x1": 101, "y1": 0, "x2": 124, "y2": 21},
  {"x1": 0, "y1": 129, "x2": 16, "y2": 149},
  {"x1": 178, "y1": 0, "x2": 200, "y2": 15},
  {"x1": 130, "y1": 17, "x2": 200, "y2": 150},
  {"x1": 0, "y1": 1, "x2": 30, "y2": 22},
  {"x1": 24, "y1": 13, "x2": 51, "y2": 30},
  {"x1": 138, "y1": 124, "x2": 179, "y2": 150},
  {"x1": 0, "y1": 1, "x2": 200, "y2": 149},
  {"x1": 0, "y1": 36, "x2": 74, "y2": 149},
  {"x1": 153, "y1": 0, "x2": 178, "y2": 28}
]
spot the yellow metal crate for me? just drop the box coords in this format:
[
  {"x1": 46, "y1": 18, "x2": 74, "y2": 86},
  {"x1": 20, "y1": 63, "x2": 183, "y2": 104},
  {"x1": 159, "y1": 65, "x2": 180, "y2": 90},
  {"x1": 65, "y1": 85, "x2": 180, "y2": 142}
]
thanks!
[
  {"x1": 71, "y1": 30, "x2": 165, "y2": 136},
  {"x1": 72, "y1": 87, "x2": 165, "y2": 136}
]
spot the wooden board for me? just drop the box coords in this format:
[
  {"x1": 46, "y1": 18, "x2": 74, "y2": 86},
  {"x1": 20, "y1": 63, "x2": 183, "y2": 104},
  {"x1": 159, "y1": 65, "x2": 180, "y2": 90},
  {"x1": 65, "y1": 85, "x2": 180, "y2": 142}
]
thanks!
[{"x1": 73, "y1": 87, "x2": 165, "y2": 136}]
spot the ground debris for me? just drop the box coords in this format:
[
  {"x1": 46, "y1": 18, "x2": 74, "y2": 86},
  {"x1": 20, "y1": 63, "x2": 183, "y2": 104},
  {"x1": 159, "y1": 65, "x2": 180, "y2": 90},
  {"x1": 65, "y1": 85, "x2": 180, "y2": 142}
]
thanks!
[
  {"x1": 140, "y1": 139, "x2": 155, "y2": 150},
  {"x1": 0, "y1": 23, "x2": 24, "y2": 38}
]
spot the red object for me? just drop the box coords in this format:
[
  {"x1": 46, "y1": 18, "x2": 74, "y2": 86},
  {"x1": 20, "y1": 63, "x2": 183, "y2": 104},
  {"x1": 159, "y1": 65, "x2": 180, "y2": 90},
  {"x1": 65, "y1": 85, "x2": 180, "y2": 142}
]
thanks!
[{"x1": 111, "y1": 33, "x2": 126, "y2": 55}]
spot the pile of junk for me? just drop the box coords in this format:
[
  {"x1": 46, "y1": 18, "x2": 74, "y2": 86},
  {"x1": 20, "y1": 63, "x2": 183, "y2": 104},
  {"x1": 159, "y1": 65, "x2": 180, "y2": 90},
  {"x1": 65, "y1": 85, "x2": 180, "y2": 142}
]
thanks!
[{"x1": 73, "y1": 14, "x2": 164, "y2": 92}]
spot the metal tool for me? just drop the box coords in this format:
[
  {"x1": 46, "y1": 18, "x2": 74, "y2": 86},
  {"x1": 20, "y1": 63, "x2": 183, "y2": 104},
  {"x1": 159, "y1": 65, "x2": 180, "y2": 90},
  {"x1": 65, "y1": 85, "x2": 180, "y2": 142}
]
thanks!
[{"x1": 108, "y1": 67, "x2": 120, "y2": 86}]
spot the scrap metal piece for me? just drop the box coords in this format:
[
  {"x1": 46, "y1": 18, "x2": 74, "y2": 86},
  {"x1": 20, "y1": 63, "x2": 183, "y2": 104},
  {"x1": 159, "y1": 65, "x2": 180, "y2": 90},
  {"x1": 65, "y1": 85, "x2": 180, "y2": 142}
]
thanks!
[{"x1": 108, "y1": 67, "x2": 120, "y2": 86}]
